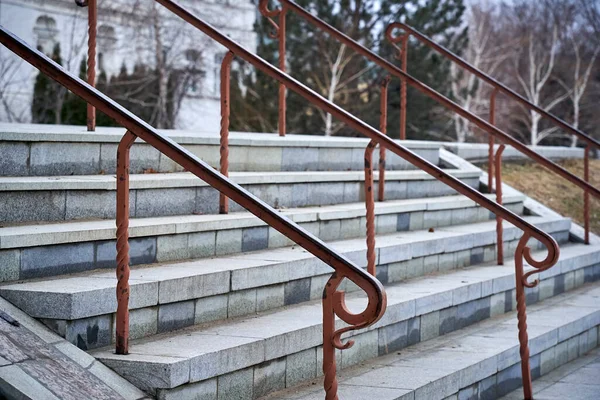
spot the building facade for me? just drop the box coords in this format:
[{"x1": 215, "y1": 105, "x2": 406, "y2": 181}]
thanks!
[{"x1": 0, "y1": 0, "x2": 257, "y2": 131}]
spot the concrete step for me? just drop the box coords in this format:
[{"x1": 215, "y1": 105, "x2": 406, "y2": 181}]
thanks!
[
  {"x1": 0, "y1": 123, "x2": 440, "y2": 176},
  {"x1": 262, "y1": 283, "x2": 600, "y2": 400},
  {"x1": 0, "y1": 169, "x2": 481, "y2": 224},
  {"x1": 89, "y1": 243, "x2": 600, "y2": 398},
  {"x1": 0, "y1": 193, "x2": 525, "y2": 282},
  {"x1": 0, "y1": 215, "x2": 572, "y2": 350}
]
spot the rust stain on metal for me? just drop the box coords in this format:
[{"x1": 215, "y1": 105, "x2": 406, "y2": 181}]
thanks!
[
  {"x1": 488, "y1": 89, "x2": 498, "y2": 193},
  {"x1": 364, "y1": 140, "x2": 378, "y2": 276},
  {"x1": 259, "y1": 0, "x2": 286, "y2": 136},
  {"x1": 219, "y1": 51, "x2": 235, "y2": 214},
  {"x1": 115, "y1": 131, "x2": 136, "y2": 355},
  {"x1": 378, "y1": 77, "x2": 390, "y2": 202},
  {"x1": 584, "y1": 146, "x2": 590, "y2": 244},
  {"x1": 495, "y1": 144, "x2": 505, "y2": 265}
]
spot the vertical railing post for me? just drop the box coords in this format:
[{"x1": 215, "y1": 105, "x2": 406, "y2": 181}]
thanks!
[
  {"x1": 364, "y1": 140, "x2": 378, "y2": 276},
  {"x1": 219, "y1": 51, "x2": 235, "y2": 214},
  {"x1": 259, "y1": 0, "x2": 286, "y2": 136},
  {"x1": 378, "y1": 76, "x2": 390, "y2": 202},
  {"x1": 278, "y1": 6, "x2": 287, "y2": 136},
  {"x1": 495, "y1": 145, "x2": 505, "y2": 265},
  {"x1": 399, "y1": 35, "x2": 408, "y2": 141},
  {"x1": 514, "y1": 236, "x2": 533, "y2": 400},
  {"x1": 115, "y1": 130, "x2": 136, "y2": 355},
  {"x1": 87, "y1": 0, "x2": 97, "y2": 131},
  {"x1": 584, "y1": 145, "x2": 590, "y2": 244},
  {"x1": 488, "y1": 89, "x2": 498, "y2": 193}
]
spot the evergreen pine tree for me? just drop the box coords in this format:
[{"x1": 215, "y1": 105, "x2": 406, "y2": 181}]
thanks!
[{"x1": 32, "y1": 43, "x2": 64, "y2": 124}]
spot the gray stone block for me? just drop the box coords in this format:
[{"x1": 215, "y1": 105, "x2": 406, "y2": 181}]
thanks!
[
  {"x1": 256, "y1": 285, "x2": 284, "y2": 312},
  {"x1": 0, "y1": 250, "x2": 20, "y2": 282},
  {"x1": 253, "y1": 359, "x2": 286, "y2": 399},
  {"x1": 0, "y1": 190, "x2": 66, "y2": 223},
  {"x1": 319, "y1": 220, "x2": 341, "y2": 241},
  {"x1": 228, "y1": 289, "x2": 257, "y2": 318},
  {"x1": 66, "y1": 314, "x2": 113, "y2": 350},
  {"x1": 439, "y1": 306, "x2": 457, "y2": 335},
  {"x1": 31, "y1": 142, "x2": 100, "y2": 175},
  {"x1": 157, "y1": 235, "x2": 190, "y2": 263},
  {"x1": 196, "y1": 187, "x2": 220, "y2": 214},
  {"x1": 470, "y1": 247, "x2": 484, "y2": 265},
  {"x1": 128, "y1": 307, "x2": 158, "y2": 341},
  {"x1": 496, "y1": 363, "x2": 522, "y2": 397},
  {"x1": 189, "y1": 231, "x2": 217, "y2": 258},
  {"x1": 340, "y1": 218, "x2": 361, "y2": 239},
  {"x1": 217, "y1": 368, "x2": 254, "y2": 400},
  {"x1": 135, "y1": 188, "x2": 197, "y2": 217},
  {"x1": 458, "y1": 384, "x2": 478, "y2": 400},
  {"x1": 195, "y1": 295, "x2": 228, "y2": 325},
  {"x1": 318, "y1": 148, "x2": 353, "y2": 171},
  {"x1": 158, "y1": 301, "x2": 195, "y2": 333},
  {"x1": 0, "y1": 142, "x2": 29, "y2": 176},
  {"x1": 65, "y1": 191, "x2": 132, "y2": 220},
  {"x1": 281, "y1": 148, "x2": 319, "y2": 171},
  {"x1": 378, "y1": 320, "x2": 408, "y2": 356},
  {"x1": 397, "y1": 213, "x2": 410, "y2": 231},
  {"x1": 478, "y1": 374, "x2": 496, "y2": 400},
  {"x1": 21, "y1": 242, "x2": 95, "y2": 279},
  {"x1": 284, "y1": 278, "x2": 311, "y2": 306},
  {"x1": 376, "y1": 264, "x2": 389, "y2": 285},
  {"x1": 307, "y1": 183, "x2": 345, "y2": 206},
  {"x1": 158, "y1": 378, "x2": 217, "y2": 400},
  {"x1": 341, "y1": 330, "x2": 378, "y2": 368},
  {"x1": 286, "y1": 348, "x2": 317, "y2": 387},
  {"x1": 242, "y1": 227, "x2": 269, "y2": 253},
  {"x1": 216, "y1": 229, "x2": 242, "y2": 256},
  {"x1": 421, "y1": 311, "x2": 440, "y2": 341},
  {"x1": 406, "y1": 210, "x2": 424, "y2": 232},
  {"x1": 95, "y1": 237, "x2": 157, "y2": 269},
  {"x1": 376, "y1": 215, "x2": 397, "y2": 235}
]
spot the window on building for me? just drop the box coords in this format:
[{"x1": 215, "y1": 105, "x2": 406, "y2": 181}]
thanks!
[
  {"x1": 34, "y1": 15, "x2": 58, "y2": 54},
  {"x1": 98, "y1": 25, "x2": 118, "y2": 53},
  {"x1": 185, "y1": 49, "x2": 203, "y2": 95}
]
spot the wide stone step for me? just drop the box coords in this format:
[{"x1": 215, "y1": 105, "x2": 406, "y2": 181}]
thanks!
[
  {"x1": 0, "y1": 123, "x2": 439, "y2": 176},
  {"x1": 0, "y1": 216, "x2": 571, "y2": 350},
  {"x1": 0, "y1": 193, "x2": 525, "y2": 282},
  {"x1": 263, "y1": 284, "x2": 600, "y2": 400},
  {"x1": 0, "y1": 169, "x2": 481, "y2": 224},
  {"x1": 88, "y1": 241, "x2": 600, "y2": 398}
]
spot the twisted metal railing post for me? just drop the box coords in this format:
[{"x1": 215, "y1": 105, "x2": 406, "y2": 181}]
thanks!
[
  {"x1": 495, "y1": 144, "x2": 505, "y2": 265},
  {"x1": 514, "y1": 233, "x2": 559, "y2": 400},
  {"x1": 364, "y1": 140, "x2": 378, "y2": 276},
  {"x1": 386, "y1": 30, "x2": 408, "y2": 140},
  {"x1": 584, "y1": 146, "x2": 590, "y2": 244},
  {"x1": 259, "y1": 0, "x2": 286, "y2": 136},
  {"x1": 219, "y1": 51, "x2": 235, "y2": 214},
  {"x1": 488, "y1": 89, "x2": 498, "y2": 193},
  {"x1": 378, "y1": 76, "x2": 391, "y2": 202},
  {"x1": 115, "y1": 131, "x2": 136, "y2": 355},
  {"x1": 322, "y1": 272, "x2": 387, "y2": 399}
]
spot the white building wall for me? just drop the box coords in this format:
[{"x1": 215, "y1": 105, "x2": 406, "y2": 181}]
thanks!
[{"x1": 0, "y1": 0, "x2": 257, "y2": 131}]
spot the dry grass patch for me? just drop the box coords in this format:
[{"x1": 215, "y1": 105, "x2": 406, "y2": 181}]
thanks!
[{"x1": 488, "y1": 159, "x2": 599, "y2": 235}]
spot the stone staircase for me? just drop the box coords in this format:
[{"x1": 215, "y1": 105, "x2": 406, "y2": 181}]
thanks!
[{"x1": 0, "y1": 124, "x2": 598, "y2": 400}]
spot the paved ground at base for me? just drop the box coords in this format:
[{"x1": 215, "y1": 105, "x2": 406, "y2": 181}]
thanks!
[{"x1": 501, "y1": 347, "x2": 600, "y2": 400}]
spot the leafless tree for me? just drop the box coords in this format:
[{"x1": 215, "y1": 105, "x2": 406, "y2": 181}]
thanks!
[{"x1": 450, "y1": 3, "x2": 515, "y2": 142}]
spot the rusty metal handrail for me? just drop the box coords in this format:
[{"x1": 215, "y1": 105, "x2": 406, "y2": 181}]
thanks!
[
  {"x1": 257, "y1": 1, "x2": 573, "y2": 398},
  {"x1": 0, "y1": 25, "x2": 390, "y2": 398},
  {"x1": 386, "y1": 22, "x2": 600, "y2": 151},
  {"x1": 152, "y1": 3, "x2": 562, "y2": 400}
]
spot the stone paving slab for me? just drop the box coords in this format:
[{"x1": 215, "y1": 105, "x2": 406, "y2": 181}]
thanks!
[
  {"x1": 90, "y1": 244, "x2": 599, "y2": 391},
  {"x1": 0, "y1": 297, "x2": 148, "y2": 400},
  {"x1": 0, "y1": 169, "x2": 478, "y2": 191},
  {"x1": 0, "y1": 194, "x2": 524, "y2": 250},
  {"x1": 500, "y1": 344, "x2": 600, "y2": 399},
  {"x1": 0, "y1": 215, "x2": 574, "y2": 321},
  {"x1": 258, "y1": 284, "x2": 600, "y2": 400},
  {"x1": 0, "y1": 123, "x2": 440, "y2": 149}
]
